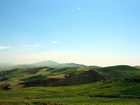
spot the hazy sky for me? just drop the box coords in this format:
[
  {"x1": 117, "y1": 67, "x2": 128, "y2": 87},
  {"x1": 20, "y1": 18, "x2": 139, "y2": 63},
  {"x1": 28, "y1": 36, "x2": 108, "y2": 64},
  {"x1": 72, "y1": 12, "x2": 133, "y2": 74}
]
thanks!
[{"x1": 0, "y1": 0, "x2": 140, "y2": 66}]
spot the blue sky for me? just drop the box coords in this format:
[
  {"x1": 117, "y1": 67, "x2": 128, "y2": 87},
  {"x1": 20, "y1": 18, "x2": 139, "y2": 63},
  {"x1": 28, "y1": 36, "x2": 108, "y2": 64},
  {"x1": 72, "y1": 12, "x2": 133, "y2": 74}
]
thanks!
[{"x1": 0, "y1": 0, "x2": 140, "y2": 66}]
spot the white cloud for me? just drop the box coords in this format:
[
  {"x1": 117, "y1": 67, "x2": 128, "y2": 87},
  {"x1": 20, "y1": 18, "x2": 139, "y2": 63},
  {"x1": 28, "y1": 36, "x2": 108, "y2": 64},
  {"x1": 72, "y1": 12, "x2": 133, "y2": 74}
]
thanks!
[
  {"x1": 51, "y1": 41, "x2": 59, "y2": 44},
  {"x1": 33, "y1": 44, "x2": 40, "y2": 47},
  {"x1": 23, "y1": 44, "x2": 40, "y2": 48},
  {"x1": 0, "y1": 45, "x2": 12, "y2": 50},
  {"x1": 78, "y1": 7, "x2": 81, "y2": 10}
]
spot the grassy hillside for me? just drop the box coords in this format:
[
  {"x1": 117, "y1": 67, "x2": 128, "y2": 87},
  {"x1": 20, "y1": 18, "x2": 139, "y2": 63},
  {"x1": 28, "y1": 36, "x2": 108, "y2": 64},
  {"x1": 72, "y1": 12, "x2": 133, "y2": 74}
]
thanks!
[
  {"x1": 0, "y1": 65, "x2": 140, "y2": 88},
  {"x1": 0, "y1": 80, "x2": 140, "y2": 104},
  {"x1": 95, "y1": 65, "x2": 140, "y2": 80},
  {"x1": 0, "y1": 65, "x2": 140, "y2": 104}
]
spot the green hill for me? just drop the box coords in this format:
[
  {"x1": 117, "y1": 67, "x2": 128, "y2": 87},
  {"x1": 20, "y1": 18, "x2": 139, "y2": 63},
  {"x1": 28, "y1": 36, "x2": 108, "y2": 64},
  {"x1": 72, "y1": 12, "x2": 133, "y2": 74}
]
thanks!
[
  {"x1": 0, "y1": 65, "x2": 140, "y2": 89},
  {"x1": 95, "y1": 65, "x2": 140, "y2": 80},
  {"x1": 0, "y1": 67, "x2": 104, "y2": 88},
  {"x1": 0, "y1": 65, "x2": 140, "y2": 104}
]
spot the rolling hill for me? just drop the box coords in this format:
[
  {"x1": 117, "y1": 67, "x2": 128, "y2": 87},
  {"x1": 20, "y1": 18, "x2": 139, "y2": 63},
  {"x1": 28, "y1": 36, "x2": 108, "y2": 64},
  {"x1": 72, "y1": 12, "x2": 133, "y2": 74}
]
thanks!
[
  {"x1": 0, "y1": 63, "x2": 140, "y2": 104},
  {"x1": 0, "y1": 64, "x2": 139, "y2": 89},
  {"x1": 95, "y1": 65, "x2": 140, "y2": 80}
]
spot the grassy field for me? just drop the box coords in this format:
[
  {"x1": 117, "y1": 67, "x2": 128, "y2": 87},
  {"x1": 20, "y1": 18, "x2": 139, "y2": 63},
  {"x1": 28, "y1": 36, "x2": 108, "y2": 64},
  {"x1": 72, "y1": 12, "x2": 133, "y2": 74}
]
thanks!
[
  {"x1": 0, "y1": 97, "x2": 140, "y2": 105},
  {"x1": 0, "y1": 81, "x2": 140, "y2": 105}
]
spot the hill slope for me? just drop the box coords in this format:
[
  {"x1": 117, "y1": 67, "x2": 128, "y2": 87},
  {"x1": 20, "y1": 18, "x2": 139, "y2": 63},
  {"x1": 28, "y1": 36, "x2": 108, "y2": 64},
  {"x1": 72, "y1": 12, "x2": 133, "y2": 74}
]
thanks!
[
  {"x1": 0, "y1": 65, "x2": 140, "y2": 89},
  {"x1": 95, "y1": 65, "x2": 140, "y2": 80}
]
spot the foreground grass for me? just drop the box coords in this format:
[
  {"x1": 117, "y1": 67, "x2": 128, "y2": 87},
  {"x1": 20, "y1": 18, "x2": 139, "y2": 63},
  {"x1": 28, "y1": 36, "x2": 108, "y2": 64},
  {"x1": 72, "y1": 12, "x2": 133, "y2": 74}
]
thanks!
[
  {"x1": 0, "y1": 81, "x2": 140, "y2": 105},
  {"x1": 0, "y1": 97, "x2": 140, "y2": 105}
]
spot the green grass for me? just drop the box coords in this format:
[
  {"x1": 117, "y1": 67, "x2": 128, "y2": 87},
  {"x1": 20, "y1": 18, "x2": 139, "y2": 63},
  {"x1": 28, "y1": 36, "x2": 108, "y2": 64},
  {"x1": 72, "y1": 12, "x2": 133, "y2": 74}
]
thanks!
[
  {"x1": 95, "y1": 65, "x2": 140, "y2": 80},
  {"x1": 0, "y1": 97, "x2": 140, "y2": 105},
  {"x1": 0, "y1": 66, "x2": 140, "y2": 104},
  {"x1": 0, "y1": 81, "x2": 140, "y2": 105}
]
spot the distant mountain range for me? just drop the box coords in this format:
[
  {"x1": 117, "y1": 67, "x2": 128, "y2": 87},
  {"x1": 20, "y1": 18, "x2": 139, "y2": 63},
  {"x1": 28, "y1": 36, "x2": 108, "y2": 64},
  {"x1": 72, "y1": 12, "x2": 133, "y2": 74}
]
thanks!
[
  {"x1": 0, "y1": 60, "x2": 139, "y2": 71},
  {"x1": 0, "y1": 60, "x2": 88, "y2": 70},
  {"x1": 32, "y1": 60, "x2": 86, "y2": 68},
  {"x1": 0, "y1": 62, "x2": 13, "y2": 67}
]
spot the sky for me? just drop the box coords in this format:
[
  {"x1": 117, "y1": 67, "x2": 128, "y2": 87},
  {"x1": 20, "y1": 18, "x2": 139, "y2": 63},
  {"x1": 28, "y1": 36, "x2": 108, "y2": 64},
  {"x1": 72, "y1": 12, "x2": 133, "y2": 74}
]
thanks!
[{"x1": 0, "y1": 0, "x2": 140, "y2": 66}]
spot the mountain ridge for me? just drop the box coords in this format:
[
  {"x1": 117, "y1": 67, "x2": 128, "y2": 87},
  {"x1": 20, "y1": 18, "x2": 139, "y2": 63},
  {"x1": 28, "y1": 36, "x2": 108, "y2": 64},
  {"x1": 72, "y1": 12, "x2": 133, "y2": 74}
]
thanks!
[{"x1": 0, "y1": 64, "x2": 140, "y2": 89}]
